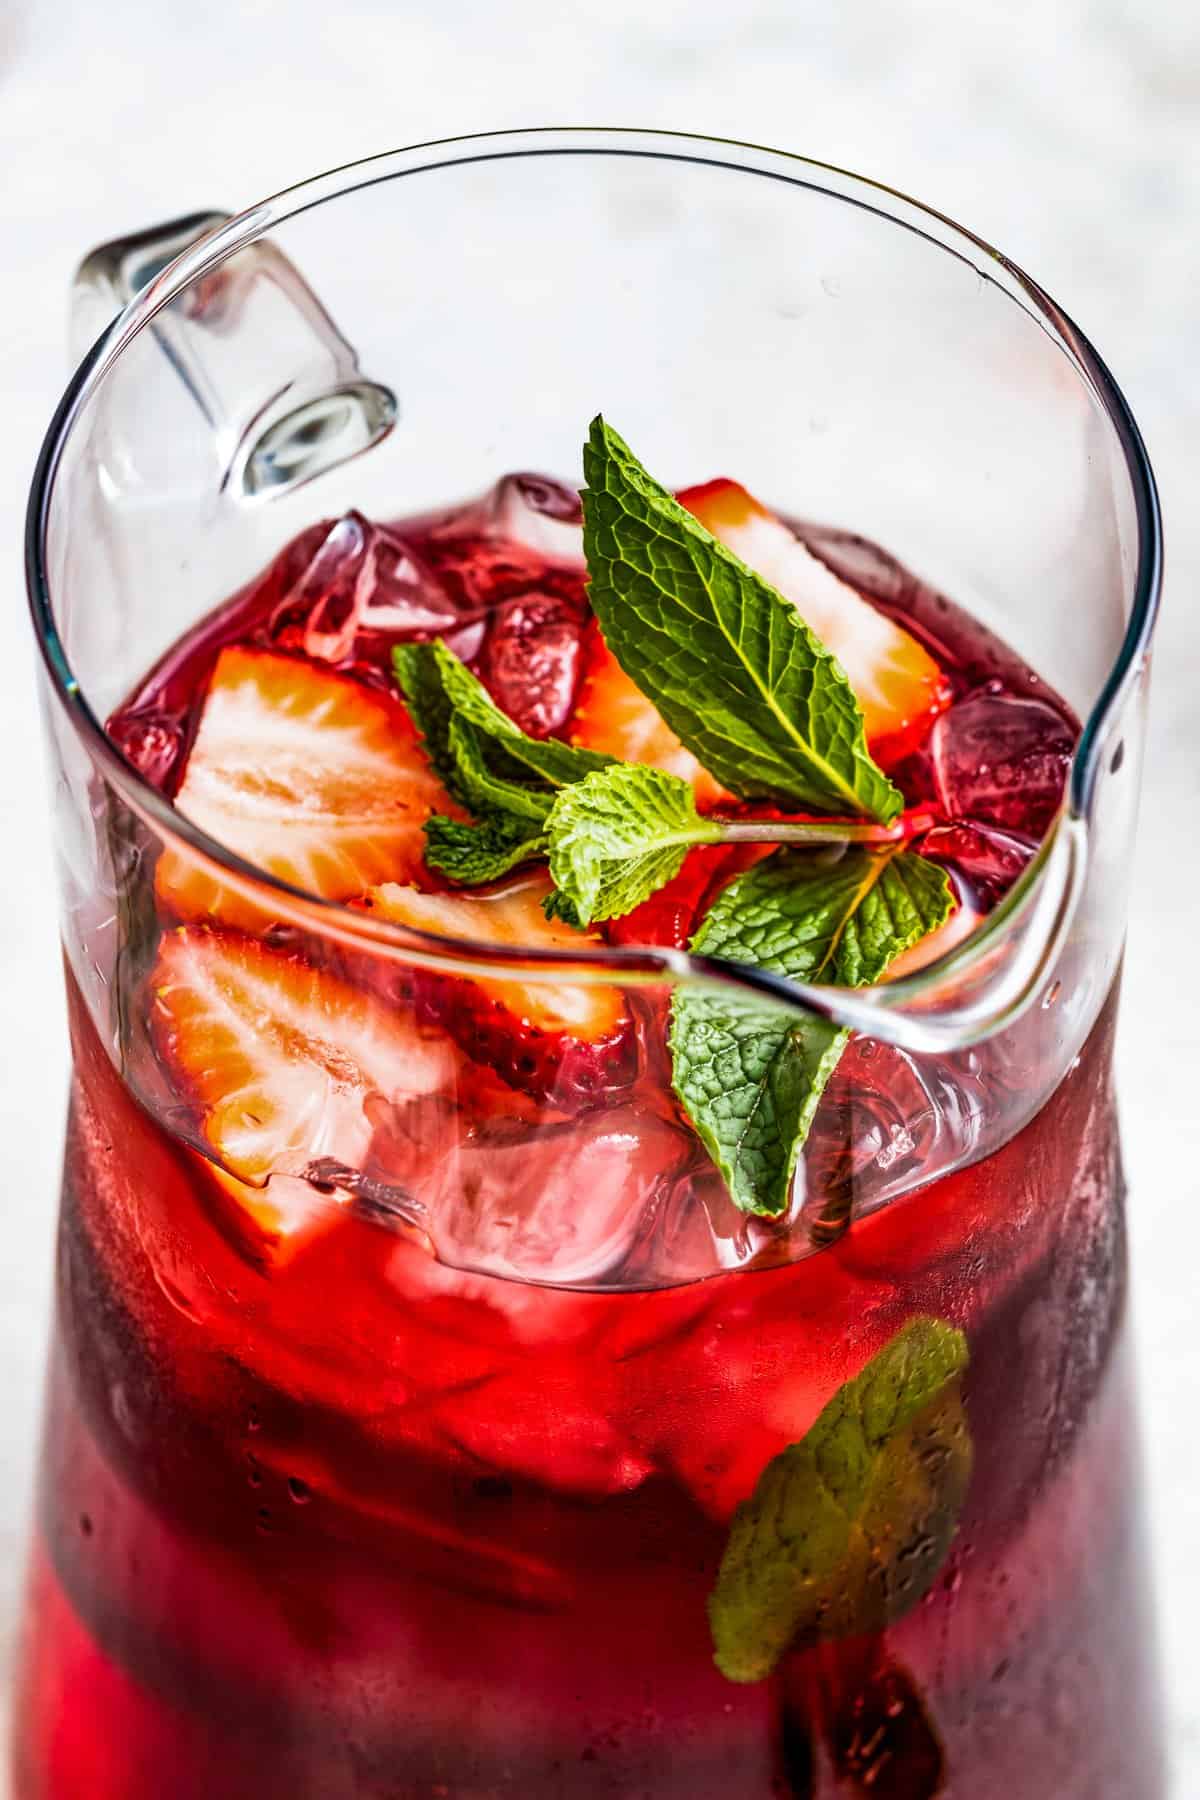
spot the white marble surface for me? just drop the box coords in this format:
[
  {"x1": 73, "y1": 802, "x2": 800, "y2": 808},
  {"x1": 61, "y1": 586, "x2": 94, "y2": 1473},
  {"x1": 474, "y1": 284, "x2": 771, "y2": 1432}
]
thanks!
[{"x1": 0, "y1": 0, "x2": 1197, "y2": 1790}]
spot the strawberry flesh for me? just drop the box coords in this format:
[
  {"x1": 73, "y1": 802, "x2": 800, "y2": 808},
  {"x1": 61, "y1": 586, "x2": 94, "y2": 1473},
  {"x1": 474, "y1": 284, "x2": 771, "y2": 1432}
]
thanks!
[
  {"x1": 679, "y1": 478, "x2": 950, "y2": 749},
  {"x1": 150, "y1": 926, "x2": 458, "y2": 1188},
  {"x1": 362, "y1": 878, "x2": 636, "y2": 1110},
  {"x1": 605, "y1": 846, "x2": 738, "y2": 950},
  {"x1": 158, "y1": 645, "x2": 457, "y2": 924}
]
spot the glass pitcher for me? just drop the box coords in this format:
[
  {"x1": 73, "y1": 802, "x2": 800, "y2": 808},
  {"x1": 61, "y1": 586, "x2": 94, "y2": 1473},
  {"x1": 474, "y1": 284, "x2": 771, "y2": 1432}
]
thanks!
[{"x1": 13, "y1": 131, "x2": 1163, "y2": 1799}]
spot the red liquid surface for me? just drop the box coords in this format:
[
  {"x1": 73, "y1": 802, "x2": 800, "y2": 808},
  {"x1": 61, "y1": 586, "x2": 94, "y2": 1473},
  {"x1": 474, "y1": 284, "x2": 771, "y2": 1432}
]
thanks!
[{"x1": 12, "y1": 479, "x2": 1163, "y2": 1796}]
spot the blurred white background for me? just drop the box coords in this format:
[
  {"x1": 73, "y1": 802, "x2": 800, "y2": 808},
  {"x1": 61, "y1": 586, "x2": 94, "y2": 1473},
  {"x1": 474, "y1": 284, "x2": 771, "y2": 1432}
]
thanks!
[{"x1": 0, "y1": 0, "x2": 1196, "y2": 1789}]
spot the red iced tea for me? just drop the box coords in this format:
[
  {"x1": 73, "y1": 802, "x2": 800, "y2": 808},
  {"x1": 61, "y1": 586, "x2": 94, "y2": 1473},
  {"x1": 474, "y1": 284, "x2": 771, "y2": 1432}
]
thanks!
[{"x1": 12, "y1": 473, "x2": 1162, "y2": 1797}]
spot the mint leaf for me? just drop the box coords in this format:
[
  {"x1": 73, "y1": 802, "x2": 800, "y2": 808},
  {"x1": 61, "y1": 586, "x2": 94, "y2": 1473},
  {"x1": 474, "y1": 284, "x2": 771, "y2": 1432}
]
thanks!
[
  {"x1": 671, "y1": 847, "x2": 953, "y2": 1216},
  {"x1": 582, "y1": 417, "x2": 903, "y2": 824},
  {"x1": 394, "y1": 641, "x2": 611, "y2": 803},
  {"x1": 545, "y1": 764, "x2": 722, "y2": 925},
  {"x1": 424, "y1": 814, "x2": 545, "y2": 885},
  {"x1": 709, "y1": 1317, "x2": 972, "y2": 1683},
  {"x1": 673, "y1": 995, "x2": 849, "y2": 1220},
  {"x1": 447, "y1": 717, "x2": 550, "y2": 824},
  {"x1": 392, "y1": 640, "x2": 461, "y2": 797},
  {"x1": 393, "y1": 641, "x2": 611, "y2": 884}
]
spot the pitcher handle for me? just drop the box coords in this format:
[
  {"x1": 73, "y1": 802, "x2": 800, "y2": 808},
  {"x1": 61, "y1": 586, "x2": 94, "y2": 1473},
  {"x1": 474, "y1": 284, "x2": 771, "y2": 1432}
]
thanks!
[{"x1": 71, "y1": 210, "x2": 397, "y2": 498}]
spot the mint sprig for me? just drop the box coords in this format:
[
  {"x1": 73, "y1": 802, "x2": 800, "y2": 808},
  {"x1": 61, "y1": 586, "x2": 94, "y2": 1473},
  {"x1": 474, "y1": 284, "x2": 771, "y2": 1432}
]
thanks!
[
  {"x1": 545, "y1": 763, "x2": 912, "y2": 926},
  {"x1": 672, "y1": 847, "x2": 953, "y2": 1216},
  {"x1": 581, "y1": 416, "x2": 904, "y2": 824},
  {"x1": 709, "y1": 1317, "x2": 972, "y2": 1683}
]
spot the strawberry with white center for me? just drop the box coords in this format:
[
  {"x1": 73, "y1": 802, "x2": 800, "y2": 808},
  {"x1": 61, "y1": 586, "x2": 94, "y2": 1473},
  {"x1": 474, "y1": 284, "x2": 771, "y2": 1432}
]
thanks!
[
  {"x1": 158, "y1": 646, "x2": 457, "y2": 923},
  {"x1": 678, "y1": 478, "x2": 949, "y2": 751},
  {"x1": 363, "y1": 875, "x2": 635, "y2": 1109},
  {"x1": 151, "y1": 929, "x2": 457, "y2": 1253}
]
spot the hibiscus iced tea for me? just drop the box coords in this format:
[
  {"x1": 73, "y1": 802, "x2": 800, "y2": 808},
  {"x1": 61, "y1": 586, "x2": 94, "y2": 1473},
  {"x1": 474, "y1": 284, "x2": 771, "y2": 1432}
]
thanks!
[{"x1": 13, "y1": 462, "x2": 1162, "y2": 1799}]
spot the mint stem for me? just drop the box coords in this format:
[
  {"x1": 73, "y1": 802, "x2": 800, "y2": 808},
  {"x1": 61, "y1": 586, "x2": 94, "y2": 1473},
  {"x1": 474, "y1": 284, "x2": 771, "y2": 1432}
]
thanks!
[{"x1": 715, "y1": 808, "x2": 935, "y2": 849}]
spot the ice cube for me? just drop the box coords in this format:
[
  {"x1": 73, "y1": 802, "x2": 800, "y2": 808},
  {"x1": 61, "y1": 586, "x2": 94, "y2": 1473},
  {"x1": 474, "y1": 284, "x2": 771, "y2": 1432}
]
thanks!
[
  {"x1": 414, "y1": 476, "x2": 584, "y2": 613},
  {"x1": 424, "y1": 473, "x2": 584, "y2": 568},
  {"x1": 108, "y1": 709, "x2": 186, "y2": 792},
  {"x1": 389, "y1": 476, "x2": 588, "y2": 730},
  {"x1": 266, "y1": 511, "x2": 462, "y2": 665},
  {"x1": 929, "y1": 687, "x2": 1075, "y2": 837},
  {"x1": 920, "y1": 820, "x2": 1036, "y2": 909},
  {"x1": 621, "y1": 1162, "x2": 801, "y2": 1287},
  {"x1": 800, "y1": 1037, "x2": 954, "y2": 1235},
  {"x1": 477, "y1": 591, "x2": 586, "y2": 737},
  {"x1": 489, "y1": 471, "x2": 585, "y2": 560},
  {"x1": 370, "y1": 1099, "x2": 690, "y2": 1287}
]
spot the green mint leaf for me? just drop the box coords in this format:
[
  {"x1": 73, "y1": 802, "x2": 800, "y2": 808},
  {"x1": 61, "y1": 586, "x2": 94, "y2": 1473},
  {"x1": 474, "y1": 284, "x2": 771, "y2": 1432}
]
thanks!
[
  {"x1": 545, "y1": 764, "x2": 722, "y2": 925},
  {"x1": 541, "y1": 884, "x2": 585, "y2": 927},
  {"x1": 392, "y1": 640, "x2": 462, "y2": 797},
  {"x1": 581, "y1": 417, "x2": 903, "y2": 824},
  {"x1": 447, "y1": 717, "x2": 551, "y2": 824},
  {"x1": 394, "y1": 641, "x2": 613, "y2": 886},
  {"x1": 673, "y1": 996, "x2": 849, "y2": 1220},
  {"x1": 671, "y1": 848, "x2": 954, "y2": 1216},
  {"x1": 394, "y1": 640, "x2": 611, "y2": 802},
  {"x1": 709, "y1": 1317, "x2": 972, "y2": 1683},
  {"x1": 424, "y1": 813, "x2": 545, "y2": 885}
]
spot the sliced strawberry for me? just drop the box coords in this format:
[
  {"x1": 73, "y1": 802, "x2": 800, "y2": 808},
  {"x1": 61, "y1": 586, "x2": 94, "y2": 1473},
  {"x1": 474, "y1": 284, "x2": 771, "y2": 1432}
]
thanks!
[
  {"x1": 569, "y1": 622, "x2": 729, "y2": 808},
  {"x1": 150, "y1": 928, "x2": 457, "y2": 1197},
  {"x1": 191, "y1": 1158, "x2": 341, "y2": 1266},
  {"x1": 362, "y1": 876, "x2": 636, "y2": 1109},
  {"x1": 606, "y1": 845, "x2": 736, "y2": 949},
  {"x1": 157, "y1": 646, "x2": 457, "y2": 924},
  {"x1": 679, "y1": 479, "x2": 949, "y2": 749}
]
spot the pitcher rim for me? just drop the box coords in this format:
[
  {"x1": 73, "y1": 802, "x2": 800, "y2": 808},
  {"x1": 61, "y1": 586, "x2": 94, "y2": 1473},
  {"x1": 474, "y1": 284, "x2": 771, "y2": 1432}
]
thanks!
[{"x1": 25, "y1": 127, "x2": 1163, "y2": 1026}]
